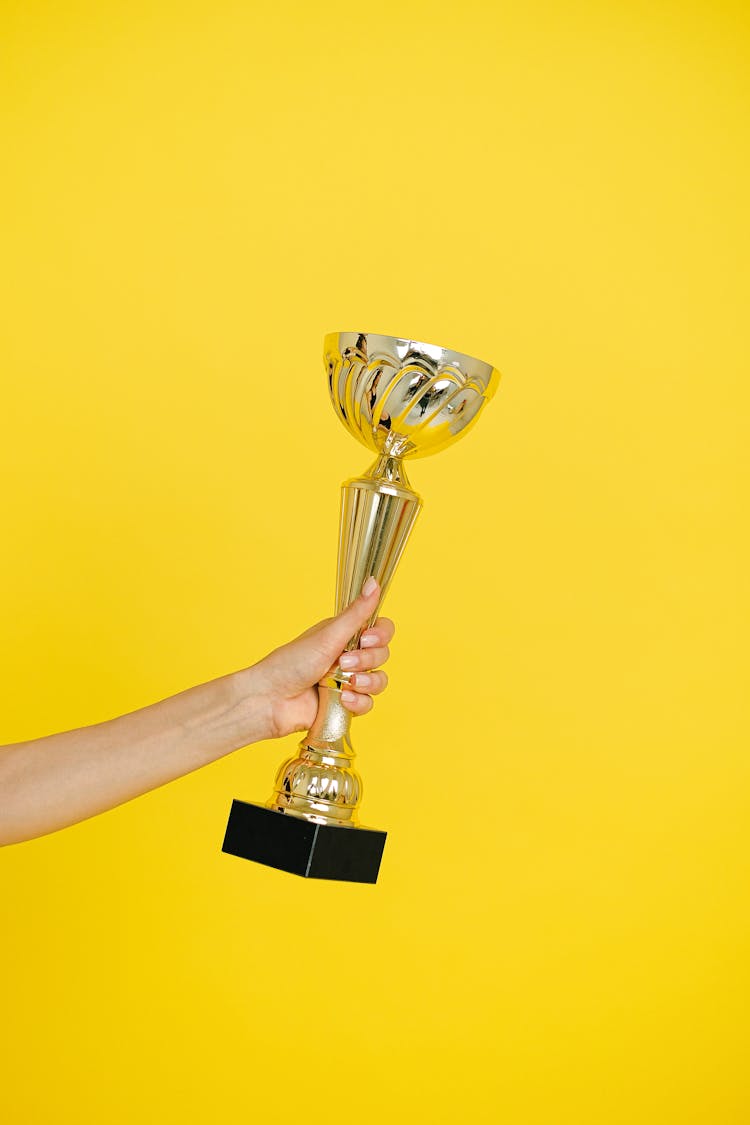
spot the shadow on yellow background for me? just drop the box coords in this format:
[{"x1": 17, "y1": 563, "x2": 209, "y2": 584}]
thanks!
[{"x1": 1, "y1": 1, "x2": 748, "y2": 1122}]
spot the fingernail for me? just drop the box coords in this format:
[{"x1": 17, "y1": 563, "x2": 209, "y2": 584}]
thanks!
[
  {"x1": 360, "y1": 634, "x2": 379, "y2": 648},
  {"x1": 339, "y1": 652, "x2": 358, "y2": 670},
  {"x1": 341, "y1": 690, "x2": 358, "y2": 706},
  {"x1": 362, "y1": 576, "x2": 378, "y2": 597},
  {"x1": 352, "y1": 673, "x2": 371, "y2": 689}
]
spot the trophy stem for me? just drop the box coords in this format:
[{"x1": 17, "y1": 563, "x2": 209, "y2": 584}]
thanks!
[
  {"x1": 266, "y1": 683, "x2": 360, "y2": 826},
  {"x1": 335, "y1": 458, "x2": 423, "y2": 646},
  {"x1": 266, "y1": 461, "x2": 422, "y2": 828}
]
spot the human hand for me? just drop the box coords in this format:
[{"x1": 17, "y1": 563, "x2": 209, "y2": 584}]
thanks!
[{"x1": 245, "y1": 577, "x2": 395, "y2": 741}]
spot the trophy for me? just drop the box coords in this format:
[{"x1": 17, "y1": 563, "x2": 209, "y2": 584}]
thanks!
[{"x1": 222, "y1": 331, "x2": 501, "y2": 883}]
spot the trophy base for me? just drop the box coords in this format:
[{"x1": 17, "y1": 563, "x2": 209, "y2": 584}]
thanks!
[{"x1": 222, "y1": 800, "x2": 387, "y2": 884}]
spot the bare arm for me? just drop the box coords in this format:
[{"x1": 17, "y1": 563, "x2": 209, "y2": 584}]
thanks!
[{"x1": 0, "y1": 579, "x2": 394, "y2": 847}]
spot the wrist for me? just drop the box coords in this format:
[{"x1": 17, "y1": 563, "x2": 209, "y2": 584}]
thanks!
[{"x1": 220, "y1": 664, "x2": 277, "y2": 748}]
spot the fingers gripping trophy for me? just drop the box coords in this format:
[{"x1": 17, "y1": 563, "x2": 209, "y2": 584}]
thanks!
[{"x1": 222, "y1": 332, "x2": 501, "y2": 883}]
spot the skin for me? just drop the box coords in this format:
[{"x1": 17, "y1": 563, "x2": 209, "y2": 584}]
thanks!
[{"x1": 0, "y1": 578, "x2": 393, "y2": 848}]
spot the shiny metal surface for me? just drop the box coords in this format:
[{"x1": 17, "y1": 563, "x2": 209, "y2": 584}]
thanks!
[
  {"x1": 266, "y1": 332, "x2": 501, "y2": 829},
  {"x1": 325, "y1": 331, "x2": 500, "y2": 461},
  {"x1": 335, "y1": 476, "x2": 422, "y2": 650}
]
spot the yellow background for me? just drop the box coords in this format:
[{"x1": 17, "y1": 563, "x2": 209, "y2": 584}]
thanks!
[{"x1": 1, "y1": 2, "x2": 748, "y2": 1122}]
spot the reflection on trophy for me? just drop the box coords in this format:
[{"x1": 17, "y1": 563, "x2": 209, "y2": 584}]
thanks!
[{"x1": 222, "y1": 332, "x2": 501, "y2": 883}]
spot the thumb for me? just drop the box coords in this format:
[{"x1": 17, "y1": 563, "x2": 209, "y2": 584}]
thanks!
[{"x1": 314, "y1": 576, "x2": 380, "y2": 664}]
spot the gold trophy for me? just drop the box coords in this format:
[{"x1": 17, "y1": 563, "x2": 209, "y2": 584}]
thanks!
[{"x1": 223, "y1": 331, "x2": 501, "y2": 882}]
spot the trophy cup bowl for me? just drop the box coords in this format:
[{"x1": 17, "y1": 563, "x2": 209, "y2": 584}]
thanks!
[
  {"x1": 327, "y1": 331, "x2": 500, "y2": 464},
  {"x1": 222, "y1": 332, "x2": 501, "y2": 883}
]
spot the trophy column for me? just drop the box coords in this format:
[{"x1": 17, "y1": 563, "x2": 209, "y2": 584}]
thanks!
[{"x1": 222, "y1": 453, "x2": 421, "y2": 882}]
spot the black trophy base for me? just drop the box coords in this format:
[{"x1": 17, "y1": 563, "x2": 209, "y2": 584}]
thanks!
[{"x1": 222, "y1": 799, "x2": 387, "y2": 884}]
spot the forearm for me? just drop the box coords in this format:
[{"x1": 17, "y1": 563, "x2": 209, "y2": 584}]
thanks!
[{"x1": 0, "y1": 666, "x2": 266, "y2": 846}]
